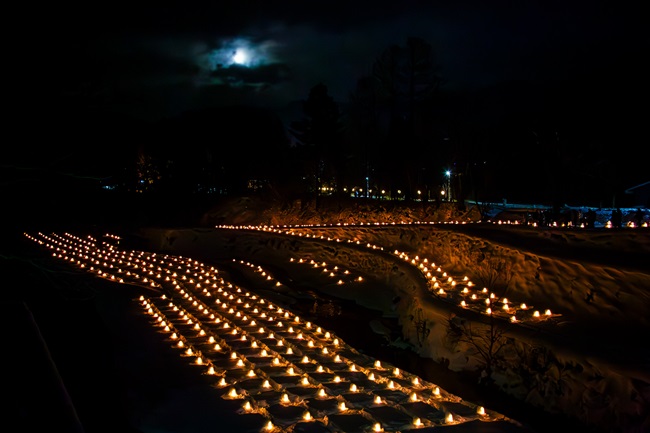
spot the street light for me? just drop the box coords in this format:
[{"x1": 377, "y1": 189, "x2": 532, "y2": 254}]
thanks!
[{"x1": 444, "y1": 170, "x2": 452, "y2": 202}]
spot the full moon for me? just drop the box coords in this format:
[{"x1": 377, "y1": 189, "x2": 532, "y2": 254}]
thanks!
[{"x1": 233, "y1": 49, "x2": 247, "y2": 65}]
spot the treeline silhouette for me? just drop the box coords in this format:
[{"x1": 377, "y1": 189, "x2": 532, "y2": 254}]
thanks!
[{"x1": 7, "y1": 36, "x2": 647, "y2": 233}]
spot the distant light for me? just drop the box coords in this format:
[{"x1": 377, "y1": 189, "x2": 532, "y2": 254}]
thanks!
[{"x1": 445, "y1": 170, "x2": 451, "y2": 177}]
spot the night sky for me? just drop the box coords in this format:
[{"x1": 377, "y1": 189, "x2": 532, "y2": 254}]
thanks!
[
  {"x1": 28, "y1": 1, "x2": 646, "y2": 119},
  {"x1": 9, "y1": 0, "x2": 649, "y2": 212}
]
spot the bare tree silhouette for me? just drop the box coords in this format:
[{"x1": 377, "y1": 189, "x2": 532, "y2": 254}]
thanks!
[{"x1": 447, "y1": 250, "x2": 515, "y2": 386}]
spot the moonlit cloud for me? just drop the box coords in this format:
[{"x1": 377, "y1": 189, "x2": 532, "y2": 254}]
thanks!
[{"x1": 193, "y1": 36, "x2": 288, "y2": 88}]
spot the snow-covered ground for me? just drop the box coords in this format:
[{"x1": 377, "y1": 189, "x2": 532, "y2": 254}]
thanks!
[
  {"x1": 24, "y1": 231, "x2": 534, "y2": 433},
  {"x1": 16, "y1": 198, "x2": 649, "y2": 433},
  {"x1": 133, "y1": 214, "x2": 649, "y2": 433}
]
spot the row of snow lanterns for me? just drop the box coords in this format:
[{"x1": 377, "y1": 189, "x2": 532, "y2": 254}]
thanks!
[
  {"x1": 237, "y1": 225, "x2": 535, "y2": 322},
  {"x1": 151, "y1": 298, "x2": 414, "y2": 429},
  {"x1": 24, "y1": 233, "x2": 215, "y2": 290},
  {"x1": 27, "y1": 231, "x2": 495, "y2": 431},
  {"x1": 25, "y1": 232, "x2": 159, "y2": 287},
  {"x1": 288, "y1": 257, "x2": 365, "y2": 284},
  {"x1": 219, "y1": 216, "x2": 650, "y2": 231},
  {"x1": 26, "y1": 233, "x2": 237, "y2": 298},
  {"x1": 243, "y1": 223, "x2": 555, "y2": 325},
  {"x1": 216, "y1": 225, "x2": 554, "y2": 324},
  {"x1": 147, "y1": 278, "x2": 489, "y2": 431},
  {"x1": 394, "y1": 250, "x2": 553, "y2": 322},
  {"x1": 167, "y1": 263, "x2": 493, "y2": 429},
  {"x1": 189, "y1": 221, "x2": 552, "y2": 323},
  {"x1": 238, "y1": 258, "x2": 364, "y2": 287}
]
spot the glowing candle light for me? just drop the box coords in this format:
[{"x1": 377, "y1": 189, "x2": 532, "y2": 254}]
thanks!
[
  {"x1": 302, "y1": 377, "x2": 309, "y2": 386},
  {"x1": 394, "y1": 368, "x2": 400, "y2": 376},
  {"x1": 373, "y1": 422, "x2": 382, "y2": 432},
  {"x1": 414, "y1": 418, "x2": 422, "y2": 427},
  {"x1": 387, "y1": 380, "x2": 395, "y2": 389},
  {"x1": 262, "y1": 380, "x2": 270, "y2": 388},
  {"x1": 446, "y1": 413, "x2": 454, "y2": 423},
  {"x1": 375, "y1": 360, "x2": 381, "y2": 368},
  {"x1": 477, "y1": 406, "x2": 485, "y2": 415},
  {"x1": 350, "y1": 384, "x2": 358, "y2": 392},
  {"x1": 228, "y1": 388, "x2": 238, "y2": 398},
  {"x1": 318, "y1": 388, "x2": 326, "y2": 397},
  {"x1": 412, "y1": 377, "x2": 420, "y2": 386},
  {"x1": 219, "y1": 377, "x2": 227, "y2": 387},
  {"x1": 433, "y1": 386, "x2": 440, "y2": 396},
  {"x1": 281, "y1": 393, "x2": 290, "y2": 403},
  {"x1": 374, "y1": 396, "x2": 382, "y2": 404},
  {"x1": 339, "y1": 402, "x2": 347, "y2": 411}
]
